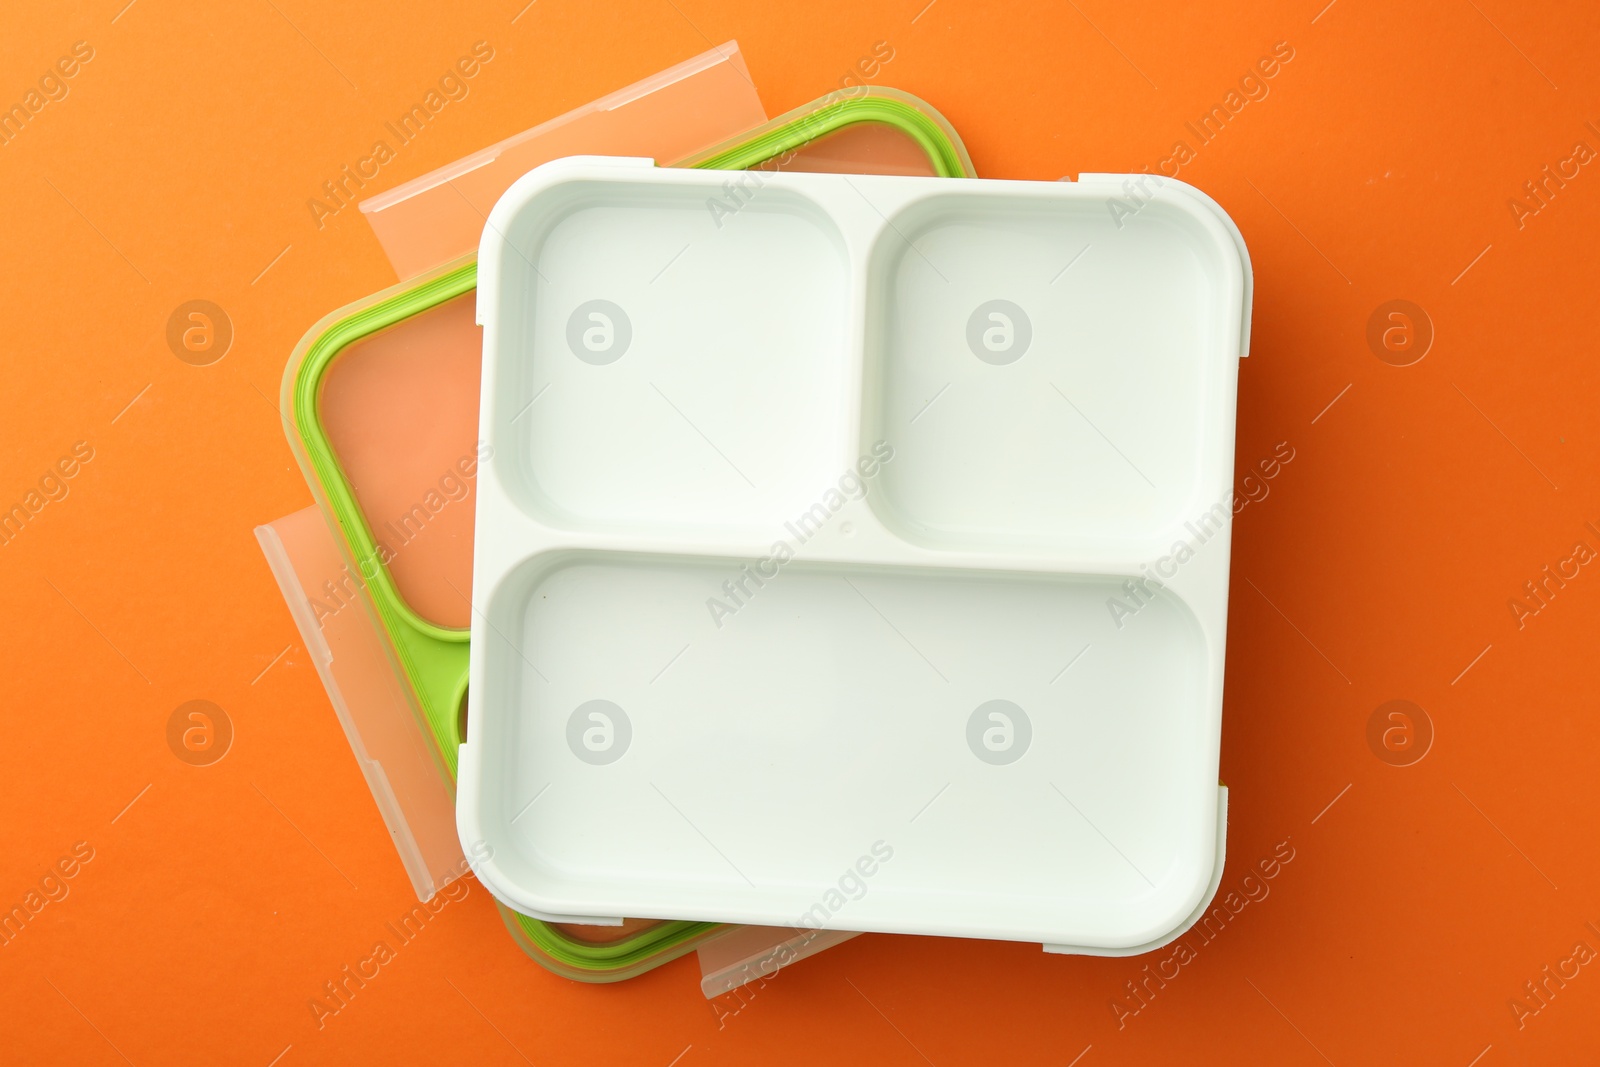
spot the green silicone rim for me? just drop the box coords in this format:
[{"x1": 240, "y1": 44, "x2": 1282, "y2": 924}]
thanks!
[
  {"x1": 286, "y1": 89, "x2": 971, "y2": 976},
  {"x1": 684, "y1": 88, "x2": 973, "y2": 177}
]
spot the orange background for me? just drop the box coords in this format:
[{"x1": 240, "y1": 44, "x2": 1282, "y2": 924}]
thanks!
[{"x1": 4, "y1": 1, "x2": 1600, "y2": 1064}]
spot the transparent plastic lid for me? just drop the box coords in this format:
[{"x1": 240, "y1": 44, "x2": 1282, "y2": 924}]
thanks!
[{"x1": 360, "y1": 42, "x2": 766, "y2": 280}]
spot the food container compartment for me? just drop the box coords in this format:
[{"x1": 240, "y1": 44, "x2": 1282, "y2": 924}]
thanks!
[{"x1": 462, "y1": 159, "x2": 1249, "y2": 951}]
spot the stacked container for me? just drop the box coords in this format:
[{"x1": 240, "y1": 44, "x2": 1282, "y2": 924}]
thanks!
[{"x1": 260, "y1": 42, "x2": 978, "y2": 990}]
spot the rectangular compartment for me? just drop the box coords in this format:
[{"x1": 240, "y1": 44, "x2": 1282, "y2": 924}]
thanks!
[
  {"x1": 473, "y1": 551, "x2": 1214, "y2": 944},
  {"x1": 466, "y1": 160, "x2": 1250, "y2": 950}
]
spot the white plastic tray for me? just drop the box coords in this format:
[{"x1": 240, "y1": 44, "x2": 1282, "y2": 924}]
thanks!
[{"x1": 460, "y1": 156, "x2": 1250, "y2": 951}]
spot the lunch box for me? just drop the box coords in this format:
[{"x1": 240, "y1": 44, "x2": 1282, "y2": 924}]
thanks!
[{"x1": 460, "y1": 157, "x2": 1248, "y2": 951}]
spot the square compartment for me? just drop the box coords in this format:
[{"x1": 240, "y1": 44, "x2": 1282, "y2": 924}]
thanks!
[
  {"x1": 484, "y1": 174, "x2": 853, "y2": 539},
  {"x1": 861, "y1": 191, "x2": 1242, "y2": 557}
]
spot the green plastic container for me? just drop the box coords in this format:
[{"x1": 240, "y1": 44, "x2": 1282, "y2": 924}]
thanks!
[{"x1": 280, "y1": 88, "x2": 973, "y2": 981}]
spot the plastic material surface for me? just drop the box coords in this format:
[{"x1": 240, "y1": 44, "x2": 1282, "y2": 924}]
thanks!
[
  {"x1": 360, "y1": 42, "x2": 766, "y2": 281},
  {"x1": 255, "y1": 507, "x2": 463, "y2": 901},
  {"x1": 463, "y1": 158, "x2": 1250, "y2": 948},
  {"x1": 697, "y1": 926, "x2": 863, "y2": 998}
]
